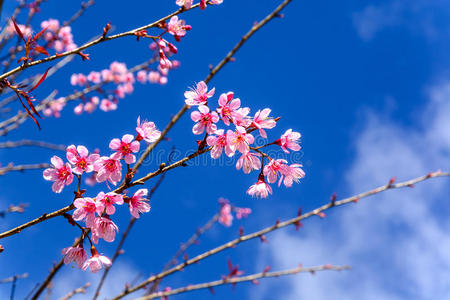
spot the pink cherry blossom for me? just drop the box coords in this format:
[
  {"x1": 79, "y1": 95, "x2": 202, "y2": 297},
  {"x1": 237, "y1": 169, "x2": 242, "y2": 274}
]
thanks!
[
  {"x1": 66, "y1": 145, "x2": 99, "y2": 175},
  {"x1": 247, "y1": 176, "x2": 272, "y2": 199},
  {"x1": 43, "y1": 98, "x2": 65, "y2": 118},
  {"x1": 176, "y1": 0, "x2": 193, "y2": 8},
  {"x1": 217, "y1": 92, "x2": 241, "y2": 126},
  {"x1": 167, "y1": 16, "x2": 191, "y2": 39},
  {"x1": 190, "y1": 105, "x2": 219, "y2": 135},
  {"x1": 70, "y1": 73, "x2": 87, "y2": 86},
  {"x1": 233, "y1": 107, "x2": 252, "y2": 128},
  {"x1": 159, "y1": 50, "x2": 172, "y2": 70},
  {"x1": 94, "y1": 155, "x2": 122, "y2": 185},
  {"x1": 148, "y1": 71, "x2": 160, "y2": 83},
  {"x1": 129, "y1": 188, "x2": 151, "y2": 218},
  {"x1": 219, "y1": 202, "x2": 233, "y2": 227},
  {"x1": 263, "y1": 158, "x2": 288, "y2": 184},
  {"x1": 41, "y1": 19, "x2": 60, "y2": 32},
  {"x1": 136, "y1": 70, "x2": 147, "y2": 84},
  {"x1": 96, "y1": 191, "x2": 124, "y2": 215},
  {"x1": 87, "y1": 71, "x2": 101, "y2": 83},
  {"x1": 184, "y1": 81, "x2": 215, "y2": 106},
  {"x1": 136, "y1": 117, "x2": 161, "y2": 143},
  {"x1": 72, "y1": 197, "x2": 103, "y2": 227},
  {"x1": 252, "y1": 108, "x2": 276, "y2": 138},
  {"x1": 235, "y1": 207, "x2": 252, "y2": 219},
  {"x1": 206, "y1": 129, "x2": 235, "y2": 158},
  {"x1": 61, "y1": 245, "x2": 87, "y2": 269},
  {"x1": 279, "y1": 163, "x2": 305, "y2": 187},
  {"x1": 210, "y1": 0, "x2": 223, "y2": 4},
  {"x1": 236, "y1": 152, "x2": 261, "y2": 174},
  {"x1": 227, "y1": 126, "x2": 254, "y2": 154},
  {"x1": 109, "y1": 134, "x2": 140, "y2": 164},
  {"x1": 43, "y1": 156, "x2": 74, "y2": 193},
  {"x1": 91, "y1": 217, "x2": 119, "y2": 243},
  {"x1": 82, "y1": 248, "x2": 112, "y2": 273},
  {"x1": 276, "y1": 129, "x2": 301, "y2": 153},
  {"x1": 100, "y1": 99, "x2": 117, "y2": 112}
]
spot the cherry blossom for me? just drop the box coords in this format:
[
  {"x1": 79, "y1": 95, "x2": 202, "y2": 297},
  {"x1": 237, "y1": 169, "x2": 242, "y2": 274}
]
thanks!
[
  {"x1": 128, "y1": 188, "x2": 151, "y2": 218},
  {"x1": 236, "y1": 152, "x2": 261, "y2": 174},
  {"x1": 278, "y1": 163, "x2": 305, "y2": 187},
  {"x1": 87, "y1": 71, "x2": 102, "y2": 84},
  {"x1": 70, "y1": 73, "x2": 87, "y2": 86},
  {"x1": 43, "y1": 156, "x2": 74, "y2": 193},
  {"x1": 159, "y1": 50, "x2": 172, "y2": 70},
  {"x1": 66, "y1": 145, "x2": 99, "y2": 175},
  {"x1": 252, "y1": 108, "x2": 276, "y2": 138},
  {"x1": 235, "y1": 207, "x2": 252, "y2": 219},
  {"x1": 94, "y1": 155, "x2": 122, "y2": 185},
  {"x1": 109, "y1": 134, "x2": 140, "y2": 164},
  {"x1": 233, "y1": 107, "x2": 252, "y2": 128},
  {"x1": 219, "y1": 202, "x2": 233, "y2": 227},
  {"x1": 206, "y1": 129, "x2": 235, "y2": 158},
  {"x1": 96, "y1": 191, "x2": 124, "y2": 215},
  {"x1": 43, "y1": 98, "x2": 65, "y2": 117},
  {"x1": 184, "y1": 81, "x2": 215, "y2": 106},
  {"x1": 91, "y1": 217, "x2": 119, "y2": 243},
  {"x1": 247, "y1": 176, "x2": 272, "y2": 199},
  {"x1": 167, "y1": 16, "x2": 191, "y2": 40},
  {"x1": 61, "y1": 245, "x2": 87, "y2": 269},
  {"x1": 176, "y1": 0, "x2": 193, "y2": 9},
  {"x1": 100, "y1": 99, "x2": 117, "y2": 112},
  {"x1": 217, "y1": 92, "x2": 241, "y2": 126},
  {"x1": 136, "y1": 117, "x2": 161, "y2": 143},
  {"x1": 227, "y1": 126, "x2": 254, "y2": 154},
  {"x1": 276, "y1": 129, "x2": 301, "y2": 153},
  {"x1": 82, "y1": 248, "x2": 112, "y2": 273},
  {"x1": 72, "y1": 197, "x2": 103, "y2": 227},
  {"x1": 136, "y1": 70, "x2": 147, "y2": 84},
  {"x1": 263, "y1": 158, "x2": 287, "y2": 184},
  {"x1": 190, "y1": 105, "x2": 219, "y2": 135}
]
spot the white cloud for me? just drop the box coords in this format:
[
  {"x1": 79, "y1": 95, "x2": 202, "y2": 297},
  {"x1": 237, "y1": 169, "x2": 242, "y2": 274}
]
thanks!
[
  {"x1": 252, "y1": 81, "x2": 450, "y2": 299},
  {"x1": 353, "y1": 0, "x2": 450, "y2": 40}
]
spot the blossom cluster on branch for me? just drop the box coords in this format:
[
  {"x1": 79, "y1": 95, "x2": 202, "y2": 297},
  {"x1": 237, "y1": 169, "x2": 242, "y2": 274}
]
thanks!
[{"x1": 186, "y1": 81, "x2": 305, "y2": 198}]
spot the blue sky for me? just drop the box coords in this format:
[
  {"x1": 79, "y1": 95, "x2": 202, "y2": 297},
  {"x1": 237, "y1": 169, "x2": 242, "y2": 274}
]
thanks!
[{"x1": 0, "y1": 0, "x2": 449, "y2": 299}]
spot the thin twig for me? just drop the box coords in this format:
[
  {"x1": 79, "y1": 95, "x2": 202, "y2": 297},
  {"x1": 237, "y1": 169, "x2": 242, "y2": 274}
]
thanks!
[
  {"x1": 0, "y1": 163, "x2": 51, "y2": 175},
  {"x1": 112, "y1": 170, "x2": 450, "y2": 299},
  {"x1": 59, "y1": 282, "x2": 91, "y2": 300},
  {"x1": 138, "y1": 264, "x2": 350, "y2": 300},
  {"x1": 0, "y1": 140, "x2": 66, "y2": 150}
]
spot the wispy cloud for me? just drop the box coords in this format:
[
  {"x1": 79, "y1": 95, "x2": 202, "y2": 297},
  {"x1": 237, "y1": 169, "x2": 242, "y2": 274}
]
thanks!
[
  {"x1": 252, "y1": 81, "x2": 450, "y2": 299},
  {"x1": 353, "y1": 0, "x2": 450, "y2": 41}
]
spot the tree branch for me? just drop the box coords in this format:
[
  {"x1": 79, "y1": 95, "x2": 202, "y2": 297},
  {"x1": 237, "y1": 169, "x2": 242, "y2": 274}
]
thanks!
[
  {"x1": 138, "y1": 264, "x2": 351, "y2": 300},
  {"x1": 112, "y1": 170, "x2": 450, "y2": 299}
]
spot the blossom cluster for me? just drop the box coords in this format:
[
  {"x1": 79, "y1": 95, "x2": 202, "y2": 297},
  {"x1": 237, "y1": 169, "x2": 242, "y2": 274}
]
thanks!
[
  {"x1": 43, "y1": 117, "x2": 161, "y2": 272},
  {"x1": 40, "y1": 18, "x2": 77, "y2": 52},
  {"x1": 186, "y1": 81, "x2": 305, "y2": 198},
  {"x1": 218, "y1": 198, "x2": 251, "y2": 227}
]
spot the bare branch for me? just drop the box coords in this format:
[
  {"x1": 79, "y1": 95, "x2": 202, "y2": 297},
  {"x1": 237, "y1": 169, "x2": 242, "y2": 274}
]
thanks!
[
  {"x1": 0, "y1": 140, "x2": 66, "y2": 150},
  {"x1": 59, "y1": 282, "x2": 91, "y2": 300},
  {"x1": 138, "y1": 265, "x2": 351, "y2": 300},
  {"x1": 0, "y1": 163, "x2": 51, "y2": 176},
  {"x1": 112, "y1": 170, "x2": 450, "y2": 299}
]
